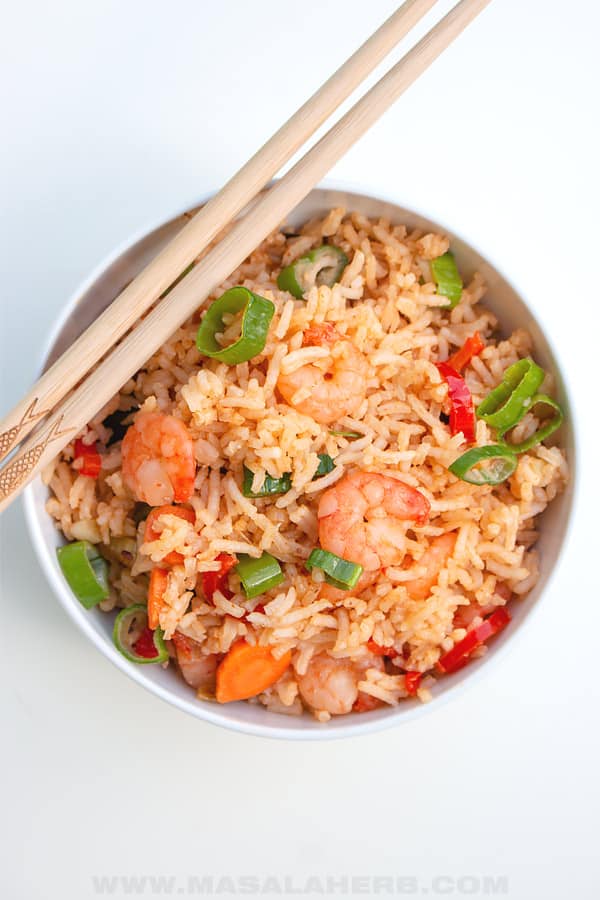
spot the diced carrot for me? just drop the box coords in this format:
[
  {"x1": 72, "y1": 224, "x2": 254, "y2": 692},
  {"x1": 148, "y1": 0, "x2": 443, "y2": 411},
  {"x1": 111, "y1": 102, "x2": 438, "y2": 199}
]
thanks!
[
  {"x1": 148, "y1": 567, "x2": 169, "y2": 630},
  {"x1": 215, "y1": 640, "x2": 292, "y2": 703},
  {"x1": 447, "y1": 332, "x2": 485, "y2": 373},
  {"x1": 144, "y1": 505, "x2": 195, "y2": 566}
]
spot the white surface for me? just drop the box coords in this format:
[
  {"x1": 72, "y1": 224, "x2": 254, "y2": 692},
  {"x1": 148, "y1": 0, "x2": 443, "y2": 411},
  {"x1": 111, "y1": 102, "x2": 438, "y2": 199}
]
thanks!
[{"x1": 0, "y1": 0, "x2": 598, "y2": 897}]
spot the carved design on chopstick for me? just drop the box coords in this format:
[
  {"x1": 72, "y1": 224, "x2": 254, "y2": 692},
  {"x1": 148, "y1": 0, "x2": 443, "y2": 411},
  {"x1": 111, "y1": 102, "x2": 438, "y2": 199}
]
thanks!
[
  {"x1": 0, "y1": 0, "x2": 491, "y2": 515},
  {"x1": 0, "y1": 399, "x2": 50, "y2": 458},
  {"x1": 0, "y1": 416, "x2": 74, "y2": 498}
]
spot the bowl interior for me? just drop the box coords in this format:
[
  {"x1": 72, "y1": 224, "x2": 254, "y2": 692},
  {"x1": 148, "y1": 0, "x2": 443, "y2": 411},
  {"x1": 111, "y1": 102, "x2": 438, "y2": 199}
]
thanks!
[{"x1": 24, "y1": 187, "x2": 575, "y2": 738}]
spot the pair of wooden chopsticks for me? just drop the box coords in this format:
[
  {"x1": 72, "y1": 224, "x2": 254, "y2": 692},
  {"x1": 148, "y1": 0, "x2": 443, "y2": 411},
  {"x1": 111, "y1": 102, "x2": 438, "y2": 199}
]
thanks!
[{"x1": 0, "y1": 0, "x2": 491, "y2": 513}]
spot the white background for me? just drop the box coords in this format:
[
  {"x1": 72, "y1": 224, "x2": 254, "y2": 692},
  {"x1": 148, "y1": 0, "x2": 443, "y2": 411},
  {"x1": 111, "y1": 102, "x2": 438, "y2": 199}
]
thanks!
[{"x1": 1, "y1": 1, "x2": 599, "y2": 898}]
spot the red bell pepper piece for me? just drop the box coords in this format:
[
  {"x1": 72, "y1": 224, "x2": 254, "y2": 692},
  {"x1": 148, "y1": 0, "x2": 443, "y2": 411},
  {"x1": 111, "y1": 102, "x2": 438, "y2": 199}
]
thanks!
[
  {"x1": 404, "y1": 671, "x2": 422, "y2": 695},
  {"x1": 436, "y1": 362, "x2": 476, "y2": 443},
  {"x1": 367, "y1": 640, "x2": 397, "y2": 658},
  {"x1": 447, "y1": 332, "x2": 485, "y2": 373},
  {"x1": 133, "y1": 627, "x2": 160, "y2": 659},
  {"x1": 437, "y1": 607, "x2": 511, "y2": 674},
  {"x1": 74, "y1": 437, "x2": 102, "y2": 478},
  {"x1": 202, "y1": 553, "x2": 237, "y2": 603}
]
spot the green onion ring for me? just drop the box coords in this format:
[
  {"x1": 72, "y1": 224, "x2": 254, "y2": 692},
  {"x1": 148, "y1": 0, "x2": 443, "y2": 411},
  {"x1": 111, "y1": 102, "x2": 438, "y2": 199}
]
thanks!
[
  {"x1": 500, "y1": 394, "x2": 564, "y2": 453},
  {"x1": 277, "y1": 245, "x2": 348, "y2": 299},
  {"x1": 476, "y1": 359, "x2": 545, "y2": 434},
  {"x1": 196, "y1": 287, "x2": 275, "y2": 364},
  {"x1": 430, "y1": 252, "x2": 463, "y2": 308},
  {"x1": 448, "y1": 445, "x2": 518, "y2": 485},
  {"x1": 236, "y1": 553, "x2": 284, "y2": 599},
  {"x1": 305, "y1": 548, "x2": 363, "y2": 590},
  {"x1": 113, "y1": 605, "x2": 168, "y2": 664},
  {"x1": 56, "y1": 540, "x2": 110, "y2": 608}
]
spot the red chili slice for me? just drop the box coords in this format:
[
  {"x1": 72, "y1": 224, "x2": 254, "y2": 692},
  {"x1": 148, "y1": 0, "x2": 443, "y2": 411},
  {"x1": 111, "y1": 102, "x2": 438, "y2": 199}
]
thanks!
[
  {"x1": 404, "y1": 671, "x2": 422, "y2": 695},
  {"x1": 437, "y1": 607, "x2": 511, "y2": 674},
  {"x1": 366, "y1": 640, "x2": 397, "y2": 658},
  {"x1": 202, "y1": 553, "x2": 237, "y2": 603},
  {"x1": 436, "y1": 362, "x2": 476, "y2": 443},
  {"x1": 133, "y1": 627, "x2": 160, "y2": 659},
  {"x1": 74, "y1": 437, "x2": 102, "y2": 478},
  {"x1": 447, "y1": 332, "x2": 485, "y2": 373}
]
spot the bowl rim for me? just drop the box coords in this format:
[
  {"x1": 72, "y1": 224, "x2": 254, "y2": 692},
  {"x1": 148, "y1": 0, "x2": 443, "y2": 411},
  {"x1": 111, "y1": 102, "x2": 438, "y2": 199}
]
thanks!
[{"x1": 22, "y1": 178, "x2": 579, "y2": 740}]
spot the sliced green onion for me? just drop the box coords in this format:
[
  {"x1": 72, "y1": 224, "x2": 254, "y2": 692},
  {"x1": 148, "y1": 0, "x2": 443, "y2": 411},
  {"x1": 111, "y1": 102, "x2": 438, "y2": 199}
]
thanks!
[
  {"x1": 236, "y1": 552, "x2": 284, "y2": 599},
  {"x1": 242, "y1": 466, "x2": 292, "y2": 498},
  {"x1": 476, "y1": 359, "x2": 545, "y2": 434},
  {"x1": 430, "y1": 251, "x2": 463, "y2": 308},
  {"x1": 160, "y1": 261, "x2": 195, "y2": 298},
  {"x1": 57, "y1": 540, "x2": 109, "y2": 608},
  {"x1": 277, "y1": 245, "x2": 348, "y2": 299},
  {"x1": 305, "y1": 548, "x2": 363, "y2": 590},
  {"x1": 113, "y1": 605, "x2": 168, "y2": 664},
  {"x1": 501, "y1": 394, "x2": 564, "y2": 453},
  {"x1": 314, "y1": 453, "x2": 335, "y2": 478},
  {"x1": 243, "y1": 454, "x2": 336, "y2": 498},
  {"x1": 329, "y1": 429, "x2": 363, "y2": 439},
  {"x1": 196, "y1": 287, "x2": 275, "y2": 364},
  {"x1": 448, "y1": 445, "x2": 518, "y2": 485}
]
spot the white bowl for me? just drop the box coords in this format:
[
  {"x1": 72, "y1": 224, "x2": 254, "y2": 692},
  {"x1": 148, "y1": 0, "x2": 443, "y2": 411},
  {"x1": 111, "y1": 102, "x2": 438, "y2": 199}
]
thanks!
[{"x1": 24, "y1": 185, "x2": 576, "y2": 739}]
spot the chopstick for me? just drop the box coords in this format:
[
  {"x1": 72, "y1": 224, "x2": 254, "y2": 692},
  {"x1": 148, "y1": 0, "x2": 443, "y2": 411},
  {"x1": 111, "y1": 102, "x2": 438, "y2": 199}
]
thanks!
[
  {"x1": 0, "y1": 0, "x2": 437, "y2": 466},
  {"x1": 0, "y1": 0, "x2": 491, "y2": 513}
]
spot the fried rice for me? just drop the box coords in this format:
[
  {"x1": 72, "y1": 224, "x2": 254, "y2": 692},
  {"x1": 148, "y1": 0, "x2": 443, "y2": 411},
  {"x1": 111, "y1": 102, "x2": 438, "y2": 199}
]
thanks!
[{"x1": 45, "y1": 207, "x2": 568, "y2": 721}]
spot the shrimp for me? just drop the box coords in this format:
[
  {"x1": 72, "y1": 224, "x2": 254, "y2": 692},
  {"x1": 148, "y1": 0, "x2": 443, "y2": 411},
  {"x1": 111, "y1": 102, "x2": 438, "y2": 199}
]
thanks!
[
  {"x1": 121, "y1": 411, "x2": 196, "y2": 505},
  {"x1": 276, "y1": 323, "x2": 368, "y2": 425},
  {"x1": 171, "y1": 632, "x2": 219, "y2": 694},
  {"x1": 297, "y1": 652, "x2": 384, "y2": 716},
  {"x1": 318, "y1": 471, "x2": 431, "y2": 572},
  {"x1": 403, "y1": 532, "x2": 457, "y2": 600}
]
